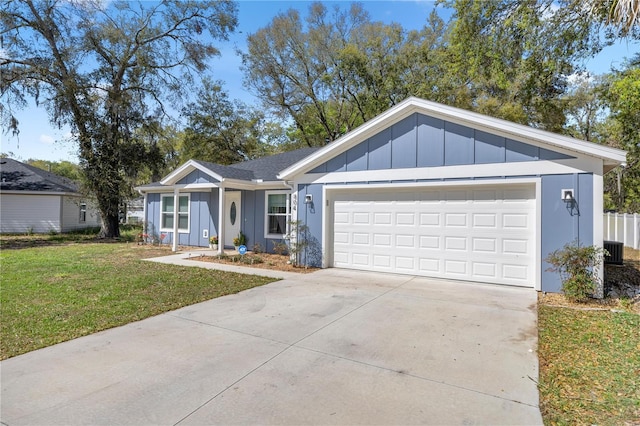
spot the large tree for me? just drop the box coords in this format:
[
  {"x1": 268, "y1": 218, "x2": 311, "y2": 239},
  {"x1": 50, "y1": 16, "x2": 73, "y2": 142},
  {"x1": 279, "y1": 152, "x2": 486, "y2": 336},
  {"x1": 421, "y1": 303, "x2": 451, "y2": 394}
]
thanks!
[
  {"x1": 242, "y1": 3, "x2": 407, "y2": 147},
  {"x1": 0, "y1": 0, "x2": 237, "y2": 237},
  {"x1": 180, "y1": 79, "x2": 270, "y2": 164},
  {"x1": 602, "y1": 56, "x2": 640, "y2": 212}
]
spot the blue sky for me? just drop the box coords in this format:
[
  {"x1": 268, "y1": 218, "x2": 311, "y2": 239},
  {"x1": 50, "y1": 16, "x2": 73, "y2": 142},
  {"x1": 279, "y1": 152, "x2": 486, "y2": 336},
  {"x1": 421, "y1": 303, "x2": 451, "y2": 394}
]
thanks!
[{"x1": 1, "y1": 0, "x2": 637, "y2": 163}]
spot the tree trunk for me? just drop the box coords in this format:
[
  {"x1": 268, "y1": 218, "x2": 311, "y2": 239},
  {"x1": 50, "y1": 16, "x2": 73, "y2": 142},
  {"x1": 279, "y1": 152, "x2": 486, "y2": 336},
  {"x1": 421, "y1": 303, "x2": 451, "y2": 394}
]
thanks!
[{"x1": 100, "y1": 213, "x2": 121, "y2": 239}]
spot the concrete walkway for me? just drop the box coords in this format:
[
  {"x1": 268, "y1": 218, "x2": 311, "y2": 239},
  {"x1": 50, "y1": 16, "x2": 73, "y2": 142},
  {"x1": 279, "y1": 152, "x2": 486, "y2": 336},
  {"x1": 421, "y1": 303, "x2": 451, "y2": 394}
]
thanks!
[{"x1": 1, "y1": 268, "x2": 542, "y2": 425}]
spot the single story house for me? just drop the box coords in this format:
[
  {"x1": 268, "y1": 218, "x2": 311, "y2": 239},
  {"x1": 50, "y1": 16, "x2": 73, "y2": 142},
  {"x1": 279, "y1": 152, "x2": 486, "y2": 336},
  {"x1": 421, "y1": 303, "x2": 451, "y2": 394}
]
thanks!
[
  {"x1": 0, "y1": 158, "x2": 101, "y2": 233},
  {"x1": 136, "y1": 97, "x2": 626, "y2": 294}
]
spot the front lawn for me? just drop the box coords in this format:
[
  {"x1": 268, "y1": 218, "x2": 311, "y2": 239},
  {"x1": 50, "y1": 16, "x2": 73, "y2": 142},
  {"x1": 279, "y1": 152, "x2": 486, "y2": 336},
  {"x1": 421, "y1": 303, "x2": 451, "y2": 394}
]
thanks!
[
  {"x1": 538, "y1": 305, "x2": 640, "y2": 424},
  {"x1": 0, "y1": 240, "x2": 275, "y2": 360}
]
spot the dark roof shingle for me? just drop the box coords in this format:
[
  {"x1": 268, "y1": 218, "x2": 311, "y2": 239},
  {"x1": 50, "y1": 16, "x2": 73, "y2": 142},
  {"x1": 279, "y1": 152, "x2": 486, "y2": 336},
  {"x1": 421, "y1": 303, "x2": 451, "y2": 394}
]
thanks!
[
  {"x1": 190, "y1": 147, "x2": 320, "y2": 181},
  {"x1": 0, "y1": 158, "x2": 79, "y2": 193},
  {"x1": 229, "y1": 147, "x2": 320, "y2": 181}
]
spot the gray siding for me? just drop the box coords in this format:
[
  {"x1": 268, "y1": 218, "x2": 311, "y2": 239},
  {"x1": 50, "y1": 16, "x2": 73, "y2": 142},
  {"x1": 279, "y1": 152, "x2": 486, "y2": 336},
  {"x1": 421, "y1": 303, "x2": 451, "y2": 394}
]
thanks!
[
  {"x1": 311, "y1": 113, "x2": 573, "y2": 172},
  {"x1": 240, "y1": 190, "x2": 283, "y2": 254},
  {"x1": 146, "y1": 190, "x2": 218, "y2": 247},
  {"x1": 177, "y1": 169, "x2": 220, "y2": 185},
  {"x1": 540, "y1": 173, "x2": 594, "y2": 293},
  {"x1": 297, "y1": 184, "x2": 324, "y2": 267}
]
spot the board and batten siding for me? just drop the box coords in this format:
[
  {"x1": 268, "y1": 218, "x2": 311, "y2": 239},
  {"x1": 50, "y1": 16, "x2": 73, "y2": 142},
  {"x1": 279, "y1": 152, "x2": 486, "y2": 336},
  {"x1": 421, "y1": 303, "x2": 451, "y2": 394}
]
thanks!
[{"x1": 0, "y1": 194, "x2": 61, "y2": 233}]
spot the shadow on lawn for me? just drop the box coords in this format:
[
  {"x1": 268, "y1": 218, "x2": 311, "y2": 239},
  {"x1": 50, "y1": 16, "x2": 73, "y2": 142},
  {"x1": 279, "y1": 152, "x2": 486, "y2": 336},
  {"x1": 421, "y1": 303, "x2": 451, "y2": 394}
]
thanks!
[{"x1": 0, "y1": 229, "x2": 140, "y2": 250}]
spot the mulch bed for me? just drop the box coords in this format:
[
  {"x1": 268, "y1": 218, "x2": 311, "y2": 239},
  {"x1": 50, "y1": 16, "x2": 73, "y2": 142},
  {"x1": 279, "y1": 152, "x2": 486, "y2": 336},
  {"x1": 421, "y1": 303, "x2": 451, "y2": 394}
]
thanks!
[{"x1": 194, "y1": 252, "x2": 319, "y2": 274}]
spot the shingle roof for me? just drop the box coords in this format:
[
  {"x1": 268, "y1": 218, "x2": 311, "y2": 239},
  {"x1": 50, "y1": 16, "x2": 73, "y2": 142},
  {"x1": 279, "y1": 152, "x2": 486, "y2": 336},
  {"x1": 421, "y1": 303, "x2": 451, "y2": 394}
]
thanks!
[
  {"x1": 229, "y1": 147, "x2": 320, "y2": 181},
  {"x1": 194, "y1": 147, "x2": 320, "y2": 181},
  {"x1": 192, "y1": 160, "x2": 256, "y2": 181},
  {"x1": 0, "y1": 158, "x2": 79, "y2": 193}
]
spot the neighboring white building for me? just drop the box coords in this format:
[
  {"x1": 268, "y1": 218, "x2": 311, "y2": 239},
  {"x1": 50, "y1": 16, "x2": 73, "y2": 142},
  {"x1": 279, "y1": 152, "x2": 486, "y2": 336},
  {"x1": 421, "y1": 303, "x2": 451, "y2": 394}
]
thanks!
[{"x1": 0, "y1": 158, "x2": 101, "y2": 233}]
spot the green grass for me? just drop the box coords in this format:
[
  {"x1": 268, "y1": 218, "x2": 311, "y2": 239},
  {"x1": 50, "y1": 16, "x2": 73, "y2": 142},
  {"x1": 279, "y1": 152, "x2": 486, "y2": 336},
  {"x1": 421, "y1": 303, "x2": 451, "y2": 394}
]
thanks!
[
  {"x1": 538, "y1": 305, "x2": 640, "y2": 425},
  {"x1": 0, "y1": 240, "x2": 275, "y2": 360}
]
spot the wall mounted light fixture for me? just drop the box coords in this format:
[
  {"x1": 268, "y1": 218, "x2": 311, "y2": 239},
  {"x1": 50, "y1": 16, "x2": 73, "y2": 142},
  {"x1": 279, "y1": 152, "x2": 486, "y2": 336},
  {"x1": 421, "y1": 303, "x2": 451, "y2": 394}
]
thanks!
[{"x1": 561, "y1": 189, "x2": 574, "y2": 202}]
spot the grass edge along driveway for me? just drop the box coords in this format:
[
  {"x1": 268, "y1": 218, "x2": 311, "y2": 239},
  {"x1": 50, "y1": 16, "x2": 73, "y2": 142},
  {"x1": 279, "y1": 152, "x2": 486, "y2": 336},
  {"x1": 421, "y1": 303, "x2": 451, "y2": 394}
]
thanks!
[
  {"x1": 1, "y1": 242, "x2": 275, "y2": 360},
  {"x1": 538, "y1": 305, "x2": 640, "y2": 425}
]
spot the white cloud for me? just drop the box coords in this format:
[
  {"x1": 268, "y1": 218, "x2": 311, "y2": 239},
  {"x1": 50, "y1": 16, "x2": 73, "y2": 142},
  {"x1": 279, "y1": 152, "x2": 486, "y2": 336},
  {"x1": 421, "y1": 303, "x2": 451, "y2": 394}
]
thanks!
[{"x1": 39, "y1": 134, "x2": 55, "y2": 145}]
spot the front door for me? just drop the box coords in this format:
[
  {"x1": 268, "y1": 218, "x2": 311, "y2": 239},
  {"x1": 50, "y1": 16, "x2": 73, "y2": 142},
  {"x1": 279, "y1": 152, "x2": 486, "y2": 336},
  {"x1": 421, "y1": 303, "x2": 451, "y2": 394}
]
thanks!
[{"x1": 224, "y1": 191, "x2": 241, "y2": 247}]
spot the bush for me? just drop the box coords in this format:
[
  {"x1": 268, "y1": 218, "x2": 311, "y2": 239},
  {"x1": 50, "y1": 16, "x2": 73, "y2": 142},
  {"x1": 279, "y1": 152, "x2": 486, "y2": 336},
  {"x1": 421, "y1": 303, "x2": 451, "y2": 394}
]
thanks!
[
  {"x1": 545, "y1": 241, "x2": 607, "y2": 302},
  {"x1": 272, "y1": 241, "x2": 288, "y2": 255}
]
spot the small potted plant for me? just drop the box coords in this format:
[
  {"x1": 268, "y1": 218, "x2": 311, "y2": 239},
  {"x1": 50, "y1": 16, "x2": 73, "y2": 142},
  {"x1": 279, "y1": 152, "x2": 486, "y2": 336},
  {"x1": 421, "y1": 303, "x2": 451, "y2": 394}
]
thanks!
[
  {"x1": 209, "y1": 235, "x2": 218, "y2": 250},
  {"x1": 232, "y1": 232, "x2": 246, "y2": 251}
]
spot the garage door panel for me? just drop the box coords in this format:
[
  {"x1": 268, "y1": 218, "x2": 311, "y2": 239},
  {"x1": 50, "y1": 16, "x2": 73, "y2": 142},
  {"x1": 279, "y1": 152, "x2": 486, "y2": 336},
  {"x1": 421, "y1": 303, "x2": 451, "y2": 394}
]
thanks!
[
  {"x1": 332, "y1": 185, "x2": 535, "y2": 287},
  {"x1": 503, "y1": 264, "x2": 529, "y2": 281},
  {"x1": 472, "y1": 262, "x2": 497, "y2": 278},
  {"x1": 472, "y1": 237, "x2": 497, "y2": 253}
]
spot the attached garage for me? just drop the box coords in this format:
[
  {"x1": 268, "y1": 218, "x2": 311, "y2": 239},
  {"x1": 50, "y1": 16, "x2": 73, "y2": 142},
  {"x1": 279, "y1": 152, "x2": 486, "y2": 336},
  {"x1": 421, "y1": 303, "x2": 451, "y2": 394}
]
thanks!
[
  {"x1": 279, "y1": 98, "x2": 626, "y2": 296},
  {"x1": 329, "y1": 182, "x2": 537, "y2": 287}
]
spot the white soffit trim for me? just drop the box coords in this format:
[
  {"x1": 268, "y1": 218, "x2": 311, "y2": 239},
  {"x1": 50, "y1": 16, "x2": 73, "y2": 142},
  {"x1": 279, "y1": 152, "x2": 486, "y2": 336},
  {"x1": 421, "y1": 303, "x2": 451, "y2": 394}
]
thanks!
[
  {"x1": 296, "y1": 158, "x2": 600, "y2": 185},
  {"x1": 160, "y1": 160, "x2": 224, "y2": 185},
  {"x1": 278, "y1": 97, "x2": 626, "y2": 180}
]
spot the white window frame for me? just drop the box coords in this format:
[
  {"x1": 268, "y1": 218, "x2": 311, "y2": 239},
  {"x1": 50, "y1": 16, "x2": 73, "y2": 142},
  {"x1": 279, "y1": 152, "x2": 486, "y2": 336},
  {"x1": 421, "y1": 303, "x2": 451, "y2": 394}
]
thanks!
[
  {"x1": 160, "y1": 193, "x2": 190, "y2": 233},
  {"x1": 264, "y1": 191, "x2": 291, "y2": 239},
  {"x1": 79, "y1": 202, "x2": 87, "y2": 223}
]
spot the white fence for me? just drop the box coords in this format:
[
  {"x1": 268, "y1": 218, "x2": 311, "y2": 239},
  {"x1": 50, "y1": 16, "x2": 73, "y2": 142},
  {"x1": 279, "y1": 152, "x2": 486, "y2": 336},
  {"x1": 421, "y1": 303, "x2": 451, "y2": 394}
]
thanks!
[{"x1": 603, "y1": 212, "x2": 640, "y2": 250}]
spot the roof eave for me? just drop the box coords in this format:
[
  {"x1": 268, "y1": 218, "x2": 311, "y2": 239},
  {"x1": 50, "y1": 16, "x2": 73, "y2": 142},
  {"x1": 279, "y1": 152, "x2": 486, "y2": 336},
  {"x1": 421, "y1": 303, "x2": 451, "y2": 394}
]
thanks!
[{"x1": 160, "y1": 160, "x2": 225, "y2": 185}]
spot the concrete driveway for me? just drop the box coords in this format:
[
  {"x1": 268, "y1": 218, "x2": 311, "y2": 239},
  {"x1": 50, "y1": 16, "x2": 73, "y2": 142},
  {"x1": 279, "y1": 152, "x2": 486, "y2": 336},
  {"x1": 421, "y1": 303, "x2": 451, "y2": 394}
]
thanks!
[{"x1": 1, "y1": 269, "x2": 542, "y2": 425}]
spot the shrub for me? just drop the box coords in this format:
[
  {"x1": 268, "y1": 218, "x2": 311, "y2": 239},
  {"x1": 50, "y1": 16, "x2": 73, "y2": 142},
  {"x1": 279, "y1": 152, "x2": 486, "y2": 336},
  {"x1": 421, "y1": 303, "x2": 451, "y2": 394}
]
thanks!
[
  {"x1": 545, "y1": 241, "x2": 607, "y2": 302},
  {"x1": 252, "y1": 242, "x2": 264, "y2": 254},
  {"x1": 272, "y1": 241, "x2": 288, "y2": 255}
]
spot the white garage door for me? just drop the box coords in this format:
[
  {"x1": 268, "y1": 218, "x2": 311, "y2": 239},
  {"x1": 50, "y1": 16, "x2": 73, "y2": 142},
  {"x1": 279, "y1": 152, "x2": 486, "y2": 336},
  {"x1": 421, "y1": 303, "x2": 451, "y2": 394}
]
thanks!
[{"x1": 331, "y1": 184, "x2": 536, "y2": 287}]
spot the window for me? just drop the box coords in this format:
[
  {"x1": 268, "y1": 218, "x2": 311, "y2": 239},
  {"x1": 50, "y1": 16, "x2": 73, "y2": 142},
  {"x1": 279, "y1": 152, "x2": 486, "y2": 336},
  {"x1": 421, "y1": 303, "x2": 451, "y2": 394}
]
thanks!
[
  {"x1": 265, "y1": 191, "x2": 290, "y2": 238},
  {"x1": 79, "y1": 202, "x2": 87, "y2": 223},
  {"x1": 161, "y1": 194, "x2": 190, "y2": 232}
]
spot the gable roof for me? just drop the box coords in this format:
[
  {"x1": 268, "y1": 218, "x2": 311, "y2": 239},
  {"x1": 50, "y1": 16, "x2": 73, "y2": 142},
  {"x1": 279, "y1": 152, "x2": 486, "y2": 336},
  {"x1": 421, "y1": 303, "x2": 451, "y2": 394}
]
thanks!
[
  {"x1": 159, "y1": 147, "x2": 320, "y2": 186},
  {"x1": 278, "y1": 97, "x2": 627, "y2": 179},
  {"x1": 0, "y1": 158, "x2": 79, "y2": 193}
]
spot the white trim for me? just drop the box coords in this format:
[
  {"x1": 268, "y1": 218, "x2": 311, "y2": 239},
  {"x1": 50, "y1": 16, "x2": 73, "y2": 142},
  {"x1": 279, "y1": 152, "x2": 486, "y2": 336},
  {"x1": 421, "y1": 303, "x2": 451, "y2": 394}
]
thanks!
[
  {"x1": 321, "y1": 178, "x2": 541, "y2": 289},
  {"x1": 160, "y1": 193, "x2": 190, "y2": 234},
  {"x1": 278, "y1": 97, "x2": 626, "y2": 180},
  {"x1": 160, "y1": 160, "x2": 224, "y2": 185},
  {"x1": 296, "y1": 158, "x2": 600, "y2": 185},
  {"x1": 136, "y1": 180, "x2": 291, "y2": 194},
  {"x1": 593, "y1": 173, "x2": 604, "y2": 297},
  {"x1": 264, "y1": 190, "x2": 292, "y2": 239},
  {"x1": 535, "y1": 181, "x2": 542, "y2": 291},
  {"x1": 218, "y1": 186, "x2": 225, "y2": 254}
]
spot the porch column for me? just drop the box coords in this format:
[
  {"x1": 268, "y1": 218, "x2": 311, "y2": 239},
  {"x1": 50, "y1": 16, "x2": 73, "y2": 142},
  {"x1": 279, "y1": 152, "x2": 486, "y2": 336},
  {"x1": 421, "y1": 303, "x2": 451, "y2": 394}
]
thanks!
[
  {"x1": 218, "y1": 186, "x2": 224, "y2": 254},
  {"x1": 172, "y1": 187, "x2": 179, "y2": 252},
  {"x1": 142, "y1": 192, "x2": 148, "y2": 227}
]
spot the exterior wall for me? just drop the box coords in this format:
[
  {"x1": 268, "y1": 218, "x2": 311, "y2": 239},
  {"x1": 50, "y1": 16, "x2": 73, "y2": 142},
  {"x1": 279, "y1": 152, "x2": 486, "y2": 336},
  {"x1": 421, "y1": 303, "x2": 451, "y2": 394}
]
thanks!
[
  {"x1": 309, "y1": 113, "x2": 572, "y2": 173},
  {"x1": 241, "y1": 190, "x2": 292, "y2": 254},
  {"x1": 297, "y1": 184, "x2": 324, "y2": 267},
  {"x1": 0, "y1": 194, "x2": 61, "y2": 233},
  {"x1": 145, "y1": 190, "x2": 218, "y2": 247},
  {"x1": 295, "y1": 172, "x2": 596, "y2": 293},
  {"x1": 540, "y1": 173, "x2": 594, "y2": 293},
  {"x1": 60, "y1": 196, "x2": 101, "y2": 232}
]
